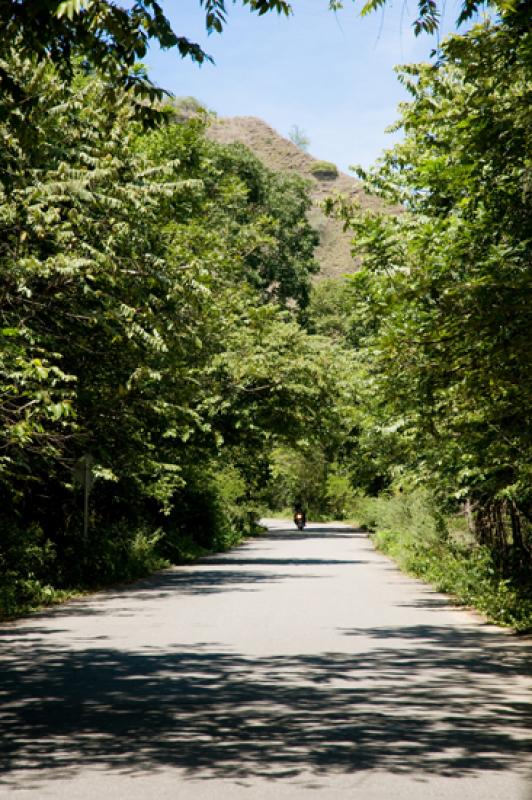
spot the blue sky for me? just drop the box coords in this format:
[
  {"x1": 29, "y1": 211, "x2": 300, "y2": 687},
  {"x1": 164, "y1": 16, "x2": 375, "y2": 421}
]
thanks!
[{"x1": 146, "y1": 0, "x2": 465, "y2": 172}]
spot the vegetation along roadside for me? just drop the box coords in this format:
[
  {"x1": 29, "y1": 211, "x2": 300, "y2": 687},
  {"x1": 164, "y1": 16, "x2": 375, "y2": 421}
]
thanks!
[{"x1": 1, "y1": 0, "x2": 530, "y2": 628}]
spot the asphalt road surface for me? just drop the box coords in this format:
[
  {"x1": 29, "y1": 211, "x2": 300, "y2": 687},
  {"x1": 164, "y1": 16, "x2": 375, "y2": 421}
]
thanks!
[{"x1": 1, "y1": 520, "x2": 531, "y2": 799}]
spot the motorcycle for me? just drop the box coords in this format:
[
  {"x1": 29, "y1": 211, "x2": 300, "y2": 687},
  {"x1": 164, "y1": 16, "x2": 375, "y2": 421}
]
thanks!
[{"x1": 294, "y1": 511, "x2": 306, "y2": 530}]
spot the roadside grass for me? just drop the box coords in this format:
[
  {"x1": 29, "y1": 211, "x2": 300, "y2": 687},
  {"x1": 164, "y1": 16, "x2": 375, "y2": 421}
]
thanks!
[
  {"x1": 0, "y1": 581, "x2": 84, "y2": 620},
  {"x1": 351, "y1": 491, "x2": 532, "y2": 634}
]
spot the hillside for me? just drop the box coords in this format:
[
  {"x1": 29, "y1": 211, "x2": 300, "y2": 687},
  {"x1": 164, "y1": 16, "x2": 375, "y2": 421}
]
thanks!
[{"x1": 207, "y1": 116, "x2": 383, "y2": 279}]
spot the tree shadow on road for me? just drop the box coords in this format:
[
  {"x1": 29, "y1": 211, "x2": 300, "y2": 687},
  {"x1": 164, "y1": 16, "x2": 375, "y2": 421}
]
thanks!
[
  {"x1": 0, "y1": 626, "x2": 530, "y2": 785},
  {"x1": 199, "y1": 557, "x2": 367, "y2": 566},
  {"x1": 2, "y1": 528, "x2": 367, "y2": 621},
  {"x1": 264, "y1": 526, "x2": 369, "y2": 541},
  {"x1": 0, "y1": 566, "x2": 325, "y2": 621}
]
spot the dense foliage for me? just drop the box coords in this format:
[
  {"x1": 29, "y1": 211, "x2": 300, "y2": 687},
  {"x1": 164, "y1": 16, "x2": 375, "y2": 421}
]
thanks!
[
  {"x1": 1, "y1": 0, "x2": 529, "y2": 632},
  {"x1": 2, "y1": 0, "x2": 526, "y2": 107},
  {"x1": 324, "y1": 16, "x2": 531, "y2": 597},
  {"x1": 0, "y1": 50, "x2": 344, "y2": 613},
  {"x1": 0, "y1": 0, "x2": 292, "y2": 90}
]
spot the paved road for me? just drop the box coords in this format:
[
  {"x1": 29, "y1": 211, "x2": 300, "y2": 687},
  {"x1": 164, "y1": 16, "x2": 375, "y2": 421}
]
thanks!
[{"x1": 1, "y1": 520, "x2": 531, "y2": 799}]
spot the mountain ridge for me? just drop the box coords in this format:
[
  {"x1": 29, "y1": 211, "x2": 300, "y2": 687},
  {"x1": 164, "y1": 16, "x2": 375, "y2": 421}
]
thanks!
[{"x1": 207, "y1": 115, "x2": 382, "y2": 279}]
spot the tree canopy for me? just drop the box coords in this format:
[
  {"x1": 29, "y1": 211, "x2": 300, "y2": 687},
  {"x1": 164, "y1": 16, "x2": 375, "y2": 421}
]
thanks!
[
  {"x1": 325, "y1": 15, "x2": 531, "y2": 573},
  {"x1": 0, "y1": 47, "x2": 350, "y2": 611},
  {"x1": 2, "y1": 0, "x2": 527, "y2": 101}
]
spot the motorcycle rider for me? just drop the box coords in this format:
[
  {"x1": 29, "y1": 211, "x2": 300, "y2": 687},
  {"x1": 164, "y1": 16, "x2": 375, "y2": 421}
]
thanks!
[{"x1": 293, "y1": 502, "x2": 306, "y2": 529}]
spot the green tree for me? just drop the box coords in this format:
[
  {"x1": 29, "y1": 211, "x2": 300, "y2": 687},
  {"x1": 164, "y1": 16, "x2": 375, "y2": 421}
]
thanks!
[
  {"x1": 328, "y1": 17, "x2": 532, "y2": 572},
  {"x1": 0, "y1": 50, "x2": 332, "y2": 610},
  {"x1": 0, "y1": 0, "x2": 292, "y2": 84},
  {"x1": 2, "y1": 0, "x2": 526, "y2": 103},
  {"x1": 288, "y1": 125, "x2": 310, "y2": 152}
]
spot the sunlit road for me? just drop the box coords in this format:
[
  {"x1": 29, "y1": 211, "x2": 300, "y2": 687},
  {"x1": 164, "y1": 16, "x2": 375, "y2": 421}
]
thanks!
[{"x1": 1, "y1": 520, "x2": 531, "y2": 799}]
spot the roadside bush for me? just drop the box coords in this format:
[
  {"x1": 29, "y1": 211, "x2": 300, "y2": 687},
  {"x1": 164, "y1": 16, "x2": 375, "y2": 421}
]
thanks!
[
  {"x1": 0, "y1": 515, "x2": 169, "y2": 617},
  {"x1": 0, "y1": 577, "x2": 72, "y2": 619},
  {"x1": 87, "y1": 522, "x2": 168, "y2": 584},
  {"x1": 159, "y1": 480, "x2": 242, "y2": 564},
  {"x1": 352, "y1": 487, "x2": 447, "y2": 543},
  {"x1": 356, "y1": 488, "x2": 532, "y2": 632},
  {"x1": 0, "y1": 519, "x2": 61, "y2": 616},
  {"x1": 214, "y1": 465, "x2": 261, "y2": 535}
]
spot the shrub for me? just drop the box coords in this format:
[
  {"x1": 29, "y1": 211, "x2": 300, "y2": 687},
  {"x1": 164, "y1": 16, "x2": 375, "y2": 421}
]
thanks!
[
  {"x1": 309, "y1": 161, "x2": 338, "y2": 179},
  {"x1": 88, "y1": 522, "x2": 168, "y2": 584},
  {"x1": 0, "y1": 519, "x2": 61, "y2": 616},
  {"x1": 360, "y1": 488, "x2": 532, "y2": 633},
  {"x1": 159, "y1": 479, "x2": 244, "y2": 563}
]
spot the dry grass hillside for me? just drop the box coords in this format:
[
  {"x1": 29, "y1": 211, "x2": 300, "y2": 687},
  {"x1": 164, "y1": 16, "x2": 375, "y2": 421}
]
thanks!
[{"x1": 207, "y1": 116, "x2": 384, "y2": 279}]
